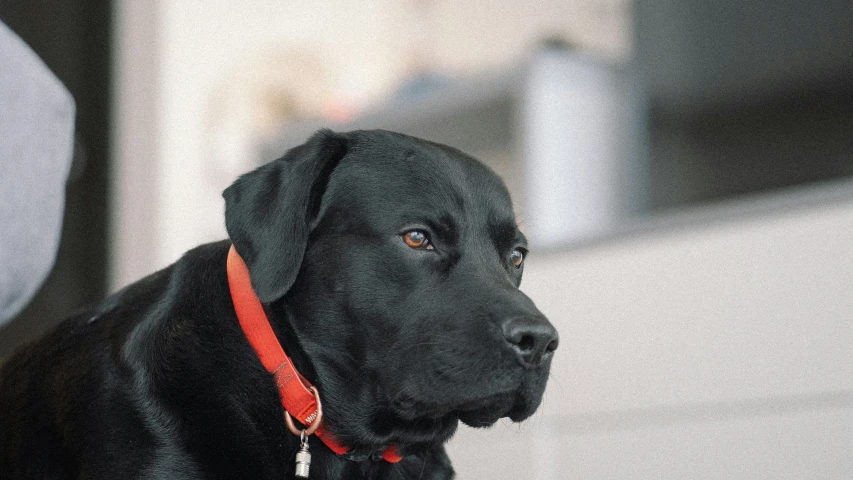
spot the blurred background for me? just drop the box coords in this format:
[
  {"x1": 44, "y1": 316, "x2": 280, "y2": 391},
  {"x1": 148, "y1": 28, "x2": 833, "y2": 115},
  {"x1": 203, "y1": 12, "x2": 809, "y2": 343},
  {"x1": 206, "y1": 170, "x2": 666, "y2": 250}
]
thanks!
[{"x1": 2, "y1": 0, "x2": 852, "y2": 477}]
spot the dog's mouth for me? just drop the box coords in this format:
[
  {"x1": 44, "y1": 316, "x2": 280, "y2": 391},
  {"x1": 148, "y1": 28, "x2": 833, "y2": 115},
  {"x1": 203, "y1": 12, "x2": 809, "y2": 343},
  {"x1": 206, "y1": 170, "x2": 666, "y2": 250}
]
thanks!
[
  {"x1": 456, "y1": 391, "x2": 540, "y2": 427},
  {"x1": 391, "y1": 388, "x2": 535, "y2": 428},
  {"x1": 456, "y1": 399, "x2": 515, "y2": 427}
]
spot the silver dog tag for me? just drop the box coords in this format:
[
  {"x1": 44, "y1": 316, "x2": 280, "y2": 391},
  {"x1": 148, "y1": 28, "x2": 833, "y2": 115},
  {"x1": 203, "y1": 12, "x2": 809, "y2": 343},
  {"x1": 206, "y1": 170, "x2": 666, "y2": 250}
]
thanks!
[{"x1": 295, "y1": 437, "x2": 311, "y2": 478}]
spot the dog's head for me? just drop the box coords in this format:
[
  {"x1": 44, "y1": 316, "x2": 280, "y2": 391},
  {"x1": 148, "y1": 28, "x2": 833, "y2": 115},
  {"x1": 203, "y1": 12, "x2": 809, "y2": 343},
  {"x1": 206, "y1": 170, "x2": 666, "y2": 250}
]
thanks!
[{"x1": 224, "y1": 129, "x2": 557, "y2": 451}]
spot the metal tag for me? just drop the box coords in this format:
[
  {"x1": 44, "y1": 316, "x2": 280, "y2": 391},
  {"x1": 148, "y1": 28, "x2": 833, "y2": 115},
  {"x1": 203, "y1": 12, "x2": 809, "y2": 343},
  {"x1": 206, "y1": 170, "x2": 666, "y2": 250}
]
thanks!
[{"x1": 295, "y1": 436, "x2": 311, "y2": 478}]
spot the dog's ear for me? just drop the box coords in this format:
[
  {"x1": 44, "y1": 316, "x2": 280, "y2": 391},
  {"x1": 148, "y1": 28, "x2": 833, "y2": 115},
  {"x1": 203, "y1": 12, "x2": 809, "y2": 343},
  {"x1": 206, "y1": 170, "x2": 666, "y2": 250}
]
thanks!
[{"x1": 223, "y1": 129, "x2": 348, "y2": 302}]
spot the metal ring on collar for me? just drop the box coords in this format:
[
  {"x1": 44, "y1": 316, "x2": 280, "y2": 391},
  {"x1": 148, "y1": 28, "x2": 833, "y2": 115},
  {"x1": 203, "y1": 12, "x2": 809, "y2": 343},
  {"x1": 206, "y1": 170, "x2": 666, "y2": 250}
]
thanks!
[{"x1": 285, "y1": 386, "x2": 323, "y2": 437}]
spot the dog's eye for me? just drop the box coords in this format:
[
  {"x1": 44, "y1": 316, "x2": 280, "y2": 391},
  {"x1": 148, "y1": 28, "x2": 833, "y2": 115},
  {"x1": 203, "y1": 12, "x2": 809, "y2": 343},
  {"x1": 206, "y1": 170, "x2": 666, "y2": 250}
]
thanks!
[
  {"x1": 403, "y1": 230, "x2": 433, "y2": 250},
  {"x1": 510, "y1": 248, "x2": 525, "y2": 268}
]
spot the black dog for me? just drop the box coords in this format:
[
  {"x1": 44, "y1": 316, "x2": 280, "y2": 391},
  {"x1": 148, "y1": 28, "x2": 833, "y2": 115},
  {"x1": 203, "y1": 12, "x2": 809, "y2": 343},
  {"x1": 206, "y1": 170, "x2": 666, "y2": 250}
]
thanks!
[{"x1": 0, "y1": 130, "x2": 558, "y2": 479}]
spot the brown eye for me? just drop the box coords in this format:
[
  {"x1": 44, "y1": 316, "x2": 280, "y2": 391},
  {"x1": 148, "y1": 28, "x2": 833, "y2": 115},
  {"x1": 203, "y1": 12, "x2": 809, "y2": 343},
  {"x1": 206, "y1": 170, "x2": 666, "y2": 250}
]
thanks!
[
  {"x1": 510, "y1": 248, "x2": 525, "y2": 268},
  {"x1": 403, "y1": 230, "x2": 432, "y2": 249}
]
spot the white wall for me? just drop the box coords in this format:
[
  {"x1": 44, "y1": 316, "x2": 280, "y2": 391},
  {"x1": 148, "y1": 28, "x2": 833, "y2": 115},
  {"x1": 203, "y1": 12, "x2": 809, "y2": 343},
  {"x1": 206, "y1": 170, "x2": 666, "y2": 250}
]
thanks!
[
  {"x1": 111, "y1": 0, "x2": 407, "y2": 288},
  {"x1": 110, "y1": 0, "x2": 632, "y2": 289},
  {"x1": 448, "y1": 190, "x2": 853, "y2": 479}
]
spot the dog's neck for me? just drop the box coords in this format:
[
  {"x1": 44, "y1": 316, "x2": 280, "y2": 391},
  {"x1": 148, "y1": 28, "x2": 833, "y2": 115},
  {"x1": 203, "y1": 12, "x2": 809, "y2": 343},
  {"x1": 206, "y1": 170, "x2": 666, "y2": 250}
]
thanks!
[
  {"x1": 227, "y1": 246, "x2": 403, "y2": 463},
  {"x1": 270, "y1": 294, "x2": 463, "y2": 461}
]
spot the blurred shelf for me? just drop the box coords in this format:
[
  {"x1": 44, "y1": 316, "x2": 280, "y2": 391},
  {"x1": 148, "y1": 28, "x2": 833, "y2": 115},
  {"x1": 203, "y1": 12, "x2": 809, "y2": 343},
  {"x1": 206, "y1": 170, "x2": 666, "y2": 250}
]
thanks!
[{"x1": 261, "y1": 38, "x2": 853, "y2": 251}]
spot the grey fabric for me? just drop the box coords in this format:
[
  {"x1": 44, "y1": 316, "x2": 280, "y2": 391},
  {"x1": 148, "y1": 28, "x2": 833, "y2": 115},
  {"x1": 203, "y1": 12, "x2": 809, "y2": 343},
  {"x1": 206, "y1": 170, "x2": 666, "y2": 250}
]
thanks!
[{"x1": 0, "y1": 21, "x2": 75, "y2": 325}]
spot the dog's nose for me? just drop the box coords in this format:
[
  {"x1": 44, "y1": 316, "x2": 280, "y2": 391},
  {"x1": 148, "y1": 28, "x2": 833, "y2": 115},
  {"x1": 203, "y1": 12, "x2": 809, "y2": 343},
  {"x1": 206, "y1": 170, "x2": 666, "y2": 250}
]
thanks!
[{"x1": 502, "y1": 317, "x2": 559, "y2": 368}]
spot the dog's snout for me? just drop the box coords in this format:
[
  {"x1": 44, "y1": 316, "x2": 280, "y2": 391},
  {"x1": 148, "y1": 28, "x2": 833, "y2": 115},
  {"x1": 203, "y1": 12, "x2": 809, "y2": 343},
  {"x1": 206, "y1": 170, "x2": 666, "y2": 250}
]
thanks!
[{"x1": 502, "y1": 317, "x2": 558, "y2": 368}]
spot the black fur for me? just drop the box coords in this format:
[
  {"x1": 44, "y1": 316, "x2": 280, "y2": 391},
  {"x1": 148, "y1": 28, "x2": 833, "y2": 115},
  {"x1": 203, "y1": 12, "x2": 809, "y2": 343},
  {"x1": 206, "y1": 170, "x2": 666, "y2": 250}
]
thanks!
[{"x1": 0, "y1": 129, "x2": 557, "y2": 479}]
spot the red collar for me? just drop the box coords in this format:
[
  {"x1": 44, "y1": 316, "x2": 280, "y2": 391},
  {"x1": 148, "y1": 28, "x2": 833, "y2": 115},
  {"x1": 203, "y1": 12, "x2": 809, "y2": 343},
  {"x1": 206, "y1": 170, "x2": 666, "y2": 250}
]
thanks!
[{"x1": 226, "y1": 246, "x2": 402, "y2": 463}]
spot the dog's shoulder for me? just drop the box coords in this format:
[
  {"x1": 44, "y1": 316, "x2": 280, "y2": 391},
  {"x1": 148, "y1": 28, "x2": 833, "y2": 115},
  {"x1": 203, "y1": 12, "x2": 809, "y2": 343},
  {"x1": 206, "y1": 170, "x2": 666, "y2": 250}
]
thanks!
[{"x1": 0, "y1": 241, "x2": 233, "y2": 479}]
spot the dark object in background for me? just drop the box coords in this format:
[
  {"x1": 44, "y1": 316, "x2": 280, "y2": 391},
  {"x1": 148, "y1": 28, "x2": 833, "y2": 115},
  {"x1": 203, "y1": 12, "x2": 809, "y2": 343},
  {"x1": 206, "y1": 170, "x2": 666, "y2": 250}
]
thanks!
[
  {"x1": 634, "y1": 0, "x2": 853, "y2": 209},
  {"x1": 0, "y1": 130, "x2": 557, "y2": 479},
  {"x1": 0, "y1": 0, "x2": 112, "y2": 359}
]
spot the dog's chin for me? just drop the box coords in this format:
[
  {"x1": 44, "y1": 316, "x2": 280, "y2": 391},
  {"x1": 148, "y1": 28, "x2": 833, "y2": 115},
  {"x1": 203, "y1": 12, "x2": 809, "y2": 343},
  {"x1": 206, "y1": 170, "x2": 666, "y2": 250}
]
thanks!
[
  {"x1": 391, "y1": 364, "x2": 551, "y2": 431},
  {"x1": 457, "y1": 406, "x2": 510, "y2": 428},
  {"x1": 394, "y1": 392, "x2": 539, "y2": 429},
  {"x1": 457, "y1": 392, "x2": 540, "y2": 428}
]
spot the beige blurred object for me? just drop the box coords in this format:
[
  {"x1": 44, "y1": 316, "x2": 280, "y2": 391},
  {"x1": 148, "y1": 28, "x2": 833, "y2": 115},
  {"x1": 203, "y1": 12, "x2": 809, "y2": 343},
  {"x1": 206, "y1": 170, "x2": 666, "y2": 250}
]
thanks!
[
  {"x1": 418, "y1": 0, "x2": 632, "y2": 72},
  {"x1": 206, "y1": 50, "x2": 333, "y2": 183}
]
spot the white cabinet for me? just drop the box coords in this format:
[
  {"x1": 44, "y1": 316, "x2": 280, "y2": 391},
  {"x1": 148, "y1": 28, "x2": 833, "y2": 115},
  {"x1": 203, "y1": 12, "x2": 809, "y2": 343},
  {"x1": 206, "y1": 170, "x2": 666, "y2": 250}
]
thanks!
[{"x1": 448, "y1": 180, "x2": 853, "y2": 479}]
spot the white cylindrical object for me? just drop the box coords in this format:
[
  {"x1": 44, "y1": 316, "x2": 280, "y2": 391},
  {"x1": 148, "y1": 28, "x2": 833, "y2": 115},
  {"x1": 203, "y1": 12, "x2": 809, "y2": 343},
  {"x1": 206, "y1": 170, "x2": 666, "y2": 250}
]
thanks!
[
  {"x1": 522, "y1": 49, "x2": 639, "y2": 247},
  {"x1": 295, "y1": 447, "x2": 311, "y2": 478}
]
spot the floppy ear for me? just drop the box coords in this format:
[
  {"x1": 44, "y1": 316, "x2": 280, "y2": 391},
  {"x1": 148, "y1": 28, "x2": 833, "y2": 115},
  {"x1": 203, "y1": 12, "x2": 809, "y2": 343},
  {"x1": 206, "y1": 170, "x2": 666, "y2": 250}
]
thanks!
[{"x1": 223, "y1": 129, "x2": 348, "y2": 302}]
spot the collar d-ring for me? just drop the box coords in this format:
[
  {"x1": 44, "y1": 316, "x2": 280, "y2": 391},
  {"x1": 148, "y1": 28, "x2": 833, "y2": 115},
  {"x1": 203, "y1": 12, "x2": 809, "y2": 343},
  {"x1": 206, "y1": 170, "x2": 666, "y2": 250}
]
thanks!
[{"x1": 285, "y1": 386, "x2": 323, "y2": 437}]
